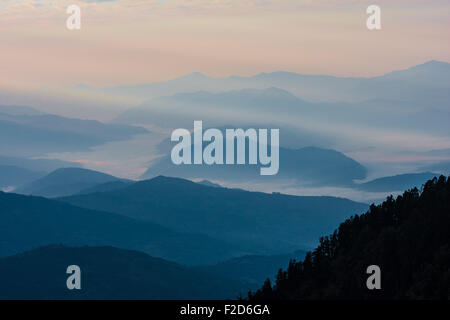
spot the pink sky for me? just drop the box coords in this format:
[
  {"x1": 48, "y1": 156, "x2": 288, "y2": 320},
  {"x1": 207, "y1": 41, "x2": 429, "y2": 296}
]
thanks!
[{"x1": 0, "y1": 0, "x2": 449, "y2": 88}]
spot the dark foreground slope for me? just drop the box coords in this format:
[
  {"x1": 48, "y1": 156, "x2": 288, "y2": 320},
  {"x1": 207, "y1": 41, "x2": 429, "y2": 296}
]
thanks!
[
  {"x1": 0, "y1": 245, "x2": 245, "y2": 300},
  {"x1": 250, "y1": 176, "x2": 450, "y2": 300}
]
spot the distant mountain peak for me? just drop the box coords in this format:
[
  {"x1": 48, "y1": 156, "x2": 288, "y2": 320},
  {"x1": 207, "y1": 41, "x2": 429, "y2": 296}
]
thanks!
[
  {"x1": 196, "y1": 180, "x2": 222, "y2": 188},
  {"x1": 257, "y1": 86, "x2": 298, "y2": 97},
  {"x1": 173, "y1": 87, "x2": 300, "y2": 102},
  {"x1": 48, "y1": 167, "x2": 117, "y2": 177},
  {"x1": 144, "y1": 175, "x2": 201, "y2": 187},
  {"x1": 14, "y1": 167, "x2": 125, "y2": 198},
  {"x1": 421, "y1": 59, "x2": 448, "y2": 66},
  {"x1": 181, "y1": 72, "x2": 209, "y2": 80},
  {"x1": 408, "y1": 60, "x2": 450, "y2": 71},
  {"x1": 380, "y1": 59, "x2": 450, "y2": 80}
]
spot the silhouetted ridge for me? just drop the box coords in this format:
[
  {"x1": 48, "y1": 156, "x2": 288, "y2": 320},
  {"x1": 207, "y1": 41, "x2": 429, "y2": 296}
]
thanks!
[
  {"x1": 250, "y1": 176, "x2": 450, "y2": 300},
  {"x1": 0, "y1": 245, "x2": 246, "y2": 299}
]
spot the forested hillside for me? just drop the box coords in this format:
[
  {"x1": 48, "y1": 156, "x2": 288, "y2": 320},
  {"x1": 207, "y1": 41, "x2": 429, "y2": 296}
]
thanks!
[{"x1": 250, "y1": 176, "x2": 450, "y2": 300}]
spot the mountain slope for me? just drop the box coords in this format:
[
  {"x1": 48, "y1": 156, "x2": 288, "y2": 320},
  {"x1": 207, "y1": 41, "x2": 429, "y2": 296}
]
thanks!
[
  {"x1": 356, "y1": 172, "x2": 438, "y2": 192},
  {"x1": 0, "y1": 155, "x2": 82, "y2": 173},
  {"x1": 115, "y1": 87, "x2": 309, "y2": 126},
  {"x1": 196, "y1": 180, "x2": 223, "y2": 188},
  {"x1": 250, "y1": 176, "x2": 450, "y2": 300},
  {"x1": 197, "y1": 250, "x2": 307, "y2": 291},
  {"x1": 0, "y1": 192, "x2": 240, "y2": 265},
  {"x1": 85, "y1": 60, "x2": 450, "y2": 104},
  {"x1": 420, "y1": 161, "x2": 450, "y2": 176},
  {"x1": 109, "y1": 62, "x2": 450, "y2": 143},
  {"x1": 0, "y1": 111, "x2": 147, "y2": 157},
  {"x1": 0, "y1": 245, "x2": 246, "y2": 300},
  {"x1": 0, "y1": 165, "x2": 45, "y2": 190},
  {"x1": 60, "y1": 176, "x2": 368, "y2": 253},
  {"x1": 15, "y1": 167, "x2": 130, "y2": 198},
  {"x1": 379, "y1": 60, "x2": 450, "y2": 86},
  {"x1": 0, "y1": 105, "x2": 45, "y2": 116},
  {"x1": 142, "y1": 145, "x2": 366, "y2": 187},
  {"x1": 76, "y1": 180, "x2": 133, "y2": 195}
]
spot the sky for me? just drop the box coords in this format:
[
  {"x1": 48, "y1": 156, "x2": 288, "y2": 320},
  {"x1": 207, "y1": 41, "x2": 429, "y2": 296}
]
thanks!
[
  {"x1": 0, "y1": 0, "x2": 448, "y2": 199},
  {"x1": 0, "y1": 0, "x2": 449, "y2": 89}
]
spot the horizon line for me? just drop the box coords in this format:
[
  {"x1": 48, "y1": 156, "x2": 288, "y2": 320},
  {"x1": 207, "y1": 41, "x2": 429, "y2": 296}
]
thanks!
[{"x1": 72, "y1": 59, "x2": 449, "y2": 90}]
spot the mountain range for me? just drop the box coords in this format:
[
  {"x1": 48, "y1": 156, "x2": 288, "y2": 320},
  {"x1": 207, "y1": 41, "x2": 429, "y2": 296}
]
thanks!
[
  {"x1": 0, "y1": 60, "x2": 448, "y2": 300},
  {"x1": 0, "y1": 191, "x2": 240, "y2": 265},
  {"x1": 0, "y1": 245, "x2": 310, "y2": 299},
  {"x1": 0, "y1": 165, "x2": 45, "y2": 191},
  {"x1": 81, "y1": 61, "x2": 450, "y2": 106},
  {"x1": 0, "y1": 105, "x2": 147, "y2": 157},
  {"x1": 3, "y1": 171, "x2": 369, "y2": 263},
  {"x1": 356, "y1": 172, "x2": 439, "y2": 192},
  {"x1": 0, "y1": 156, "x2": 82, "y2": 191},
  {"x1": 197, "y1": 250, "x2": 307, "y2": 290},
  {"x1": 113, "y1": 85, "x2": 450, "y2": 141},
  {"x1": 0, "y1": 155, "x2": 81, "y2": 173},
  {"x1": 0, "y1": 245, "x2": 246, "y2": 300},
  {"x1": 420, "y1": 161, "x2": 450, "y2": 176},
  {"x1": 59, "y1": 175, "x2": 368, "y2": 253},
  {"x1": 1, "y1": 176, "x2": 448, "y2": 300},
  {"x1": 9, "y1": 164, "x2": 438, "y2": 200},
  {"x1": 14, "y1": 167, "x2": 129, "y2": 198},
  {"x1": 142, "y1": 145, "x2": 367, "y2": 187}
]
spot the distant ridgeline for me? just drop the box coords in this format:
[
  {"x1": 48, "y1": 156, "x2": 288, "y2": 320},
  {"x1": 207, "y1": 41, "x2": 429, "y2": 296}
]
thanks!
[{"x1": 250, "y1": 176, "x2": 450, "y2": 300}]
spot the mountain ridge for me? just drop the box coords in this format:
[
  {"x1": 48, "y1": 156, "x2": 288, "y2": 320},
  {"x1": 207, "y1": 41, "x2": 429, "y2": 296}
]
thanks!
[
  {"x1": 14, "y1": 167, "x2": 129, "y2": 198},
  {"x1": 141, "y1": 145, "x2": 367, "y2": 187},
  {"x1": 94, "y1": 60, "x2": 450, "y2": 91},
  {"x1": 60, "y1": 175, "x2": 369, "y2": 253},
  {"x1": 0, "y1": 245, "x2": 247, "y2": 300},
  {"x1": 0, "y1": 191, "x2": 241, "y2": 265}
]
